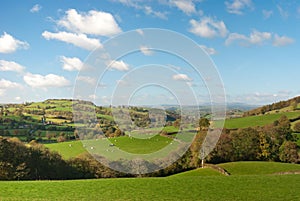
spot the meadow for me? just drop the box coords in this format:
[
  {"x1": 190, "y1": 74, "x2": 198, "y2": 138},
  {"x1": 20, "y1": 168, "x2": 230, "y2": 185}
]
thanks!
[
  {"x1": 0, "y1": 162, "x2": 299, "y2": 201},
  {"x1": 222, "y1": 111, "x2": 300, "y2": 129}
]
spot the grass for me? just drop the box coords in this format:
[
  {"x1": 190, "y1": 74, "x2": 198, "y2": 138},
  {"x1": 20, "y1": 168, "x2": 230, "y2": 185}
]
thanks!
[
  {"x1": 108, "y1": 135, "x2": 175, "y2": 154},
  {"x1": 45, "y1": 135, "x2": 179, "y2": 159},
  {"x1": 169, "y1": 167, "x2": 223, "y2": 177},
  {"x1": 45, "y1": 141, "x2": 87, "y2": 159},
  {"x1": 222, "y1": 111, "x2": 300, "y2": 129},
  {"x1": 0, "y1": 175, "x2": 299, "y2": 201},
  {"x1": 219, "y1": 161, "x2": 300, "y2": 175}
]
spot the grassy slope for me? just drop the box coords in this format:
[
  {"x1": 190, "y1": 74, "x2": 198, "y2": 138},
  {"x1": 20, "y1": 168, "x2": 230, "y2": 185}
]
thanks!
[
  {"x1": 44, "y1": 141, "x2": 87, "y2": 159},
  {"x1": 45, "y1": 135, "x2": 178, "y2": 159},
  {"x1": 0, "y1": 175, "x2": 299, "y2": 201},
  {"x1": 219, "y1": 161, "x2": 300, "y2": 175},
  {"x1": 169, "y1": 167, "x2": 223, "y2": 177},
  {"x1": 223, "y1": 111, "x2": 300, "y2": 129}
]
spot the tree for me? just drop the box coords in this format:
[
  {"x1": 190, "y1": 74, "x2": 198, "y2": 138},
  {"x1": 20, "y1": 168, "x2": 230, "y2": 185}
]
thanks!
[
  {"x1": 258, "y1": 132, "x2": 271, "y2": 160},
  {"x1": 279, "y1": 141, "x2": 299, "y2": 163},
  {"x1": 293, "y1": 122, "x2": 300, "y2": 133},
  {"x1": 199, "y1": 117, "x2": 210, "y2": 131},
  {"x1": 230, "y1": 128, "x2": 260, "y2": 161}
]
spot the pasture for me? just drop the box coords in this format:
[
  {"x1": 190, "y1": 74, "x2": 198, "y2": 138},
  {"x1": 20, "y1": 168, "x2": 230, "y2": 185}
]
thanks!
[
  {"x1": 222, "y1": 111, "x2": 300, "y2": 129},
  {"x1": 0, "y1": 173, "x2": 299, "y2": 200}
]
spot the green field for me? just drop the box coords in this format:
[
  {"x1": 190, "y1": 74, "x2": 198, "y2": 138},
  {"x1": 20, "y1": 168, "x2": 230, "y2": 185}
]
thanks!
[
  {"x1": 45, "y1": 135, "x2": 180, "y2": 159},
  {"x1": 169, "y1": 167, "x2": 223, "y2": 177},
  {"x1": 219, "y1": 161, "x2": 300, "y2": 175},
  {"x1": 222, "y1": 111, "x2": 300, "y2": 129},
  {"x1": 45, "y1": 140, "x2": 87, "y2": 159},
  {"x1": 0, "y1": 174, "x2": 299, "y2": 201}
]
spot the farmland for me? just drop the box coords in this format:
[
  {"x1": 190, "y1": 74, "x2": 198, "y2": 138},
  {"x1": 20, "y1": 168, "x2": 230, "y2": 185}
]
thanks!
[{"x1": 0, "y1": 162, "x2": 299, "y2": 201}]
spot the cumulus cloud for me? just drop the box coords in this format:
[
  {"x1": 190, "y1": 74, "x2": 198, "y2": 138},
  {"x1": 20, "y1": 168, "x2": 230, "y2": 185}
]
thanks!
[
  {"x1": 200, "y1": 45, "x2": 217, "y2": 55},
  {"x1": 0, "y1": 32, "x2": 29, "y2": 53},
  {"x1": 0, "y1": 79, "x2": 22, "y2": 96},
  {"x1": 0, "y1": 79, "x2": 22, "y2": 89},
  {"x1": 30, "y1": 4, "x2": 42, "y2": 13},
  {"x1": 140, "y1": 46, "x2": 154, "y2": 56},
  {"x1": 172, "y1": 74, "x2": 192, "y2": 81},
  {"x1": 60, "y1": 56, "x2": 84, "y2": 71},
  {"x1": 57, "y1": 9, "x2": 121, "y2": 36},
  {"x1": 107, "y1": 60, "x2": 129, "y2": 71},
  {"x1": 23, "y1": 73, "x2": 70, "y2": 88},
  {"x1": 42, "y1": 31, "x2": 102, "y2": 50},
  {"x1": 273, "y1": 34, "x2": 294, "y2": 47},
  {"x1": 172, "y1": 0, "x2": 196, "y2": 15},
  {"x1": 225, "y1": 30, "x2": 272, "y2": 46},
  {"x1": 189, "y1": 17, "x2": 228, "y2": 38},
  {"x1": 225, "y1": 0, "x2": 253, "y2": 15},
  {"x1": 0, "y1": 60, "x2": 25, "y2": 73}
]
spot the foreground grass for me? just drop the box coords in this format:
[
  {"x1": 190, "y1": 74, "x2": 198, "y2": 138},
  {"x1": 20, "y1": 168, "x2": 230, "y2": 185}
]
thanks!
[
  {"x1": 169, "y1": 167, "x2": 223, "y2": 177},
  {"x1": 0, "y1": 175, "x2": 299, "y2": 201},
  {"x1": 219, "y1": 161, "x2": 300, "y2": 175}
]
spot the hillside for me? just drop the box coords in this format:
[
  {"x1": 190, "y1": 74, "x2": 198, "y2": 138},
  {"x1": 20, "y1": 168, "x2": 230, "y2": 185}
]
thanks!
[
  {"x1": 244, "y1": 96, "x2": 300, "y2": 117},
  {"x1": 0, "y1": 99, "x2": 181, "y2": 143},
  {"x1": 0, "y1": 162, "x2": 299, "y2": 200}
]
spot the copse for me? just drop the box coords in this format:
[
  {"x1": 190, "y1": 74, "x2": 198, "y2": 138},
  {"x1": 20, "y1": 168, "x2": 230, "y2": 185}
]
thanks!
[{"x1": 0, "y1": 137, "x2": 77, "y2": 180}]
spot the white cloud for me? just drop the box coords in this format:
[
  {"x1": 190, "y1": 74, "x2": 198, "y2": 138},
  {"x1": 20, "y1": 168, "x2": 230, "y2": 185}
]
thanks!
[
  {"x1": 0, "y1": 60, "x2": 25, "y2": 73},
  {"x1": 172, "y1": 0, "x2": 196, "y2": 15},
  {"x1": 23, "y1": 73, "x2": 70, "y2": 88},
  {"x1": 15, "y1": 96, "x2": 21, "y2": 101},
  {"x1": 0, "y1": 79, "x2": 22, "y2": 96},
  {"x1": 225, "y1": 0, "x2": 253, "y2": 15},
  {"x1": 77, "y1": 76, "x2": 96, "y2": 85},
  {"x1": 140, "y1": 46, "x2": 154, "y2": 56},
  {"x1": 144, "y1": 6, "x2": 167, "y2": 19},
  {"x1": 0, "y1": 79, "x2": 22, "y2": 89},
  {"x1": 200, "y1": 45, "x2": 217, "y2": 55},
  {"x1": 262, "y1": 9, "x2": 273, "y2": 19},
  {"x1": 225, "y1": 30, "x2": 272, "y2": 46},
  {"x1": 189, "y1": 17, "x2": 228, "y2": 38},
  {"x1": 0, "y1": 32, "x2": 29, "y2": 53},
  {"x1": 172, "y1": 74, "x2": 192, "y2": 81},
  {"x1": 57, "y1": 9, "x2": 121, "y2": 36},
  {"x1": 60, "y1": 56, "x2": 84, "y2": 71},
  {"x1": 42, "y1": 31, "x2": 102, "y2": 50},
  {"x1": 30, "y1": 4, "x2": 42, "y2": 13},
  {"x1": 226, "y1": 31, "x2": 294, "y2": 47},
  {"x1": 108, "y1": 60, "x2": 129, "y2": 71},
  {"x1": 273, "y1": 34, "x2": 294, "y2": 47}
]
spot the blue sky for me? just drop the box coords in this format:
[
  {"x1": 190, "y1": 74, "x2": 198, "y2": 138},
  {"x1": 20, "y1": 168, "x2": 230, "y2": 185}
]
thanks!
[{"x1": 0, "y1": 0, "x2": 299, "y2": 105}]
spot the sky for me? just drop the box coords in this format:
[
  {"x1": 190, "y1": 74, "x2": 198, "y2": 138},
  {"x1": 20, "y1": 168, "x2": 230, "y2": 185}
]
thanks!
[{"x1": 0, "y1": 0, "x2": 300, "y2": 106}]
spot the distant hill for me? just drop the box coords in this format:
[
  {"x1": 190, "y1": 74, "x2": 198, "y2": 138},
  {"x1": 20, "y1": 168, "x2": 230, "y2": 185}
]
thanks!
[{"x1": 244, "y1": 96, "x2": 300, "y2": 117}]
